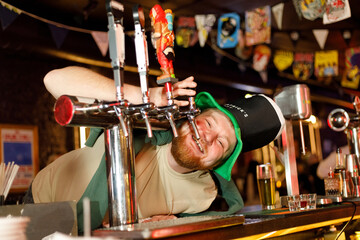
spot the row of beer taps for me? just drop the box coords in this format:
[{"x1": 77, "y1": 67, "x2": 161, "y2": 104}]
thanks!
[{"x1": 54, "y1": 2, "x2": 201, "y2": 142}]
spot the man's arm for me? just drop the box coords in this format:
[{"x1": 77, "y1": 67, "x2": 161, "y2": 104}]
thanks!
[{"x1": 43, "y1": 66, "x2": 196, "y2": 107}]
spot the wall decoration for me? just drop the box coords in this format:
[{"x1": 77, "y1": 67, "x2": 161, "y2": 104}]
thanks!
[
  {"x1": 314, "y1": 50, "x2": 338, "y2": 77},
  {"x1": 341, "y1": 47, "x2": 360, "y2": 89},
  {"x1": 245, "y1": 6, "x2": 271, "y2": 46},
  {"x1": 0, "y1": 124, "x2": 38, "y2": 191},
  {"x1": 176, "y1": 16, "x2": 197, "y2": 48},
  {"x1": 273, "y1": 50, "x2": 294, "y2": 72},
  {"x1": 323, "y1": 0, "x2": 351, "y2": 24},
  {"x1": 217, "y1": 13, "x2": 240, "y2": 49},
  {"x1": 292, "y1": 52, "x2": 314, "y2": 80},
  {"x1": 253, "y1": 45, "x2": 271, "y2": 83},
  {"x1": 300, "y1": 0, "x2": 326, "y2": 21}
]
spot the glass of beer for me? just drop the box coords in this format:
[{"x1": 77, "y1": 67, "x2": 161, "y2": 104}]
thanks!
[{"x1": 257, "y1": 163, "x2": 276, "y2": 210}]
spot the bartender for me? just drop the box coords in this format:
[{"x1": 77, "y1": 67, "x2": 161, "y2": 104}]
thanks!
[{"x1": 24, "y1": 66, "x2": 285, "y2": 233}]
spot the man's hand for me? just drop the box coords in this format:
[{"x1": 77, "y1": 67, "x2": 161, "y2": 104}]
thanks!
[
  {"x1": 140, "y1": 214, "x2": 177, "y2": 223},
  {"x1": 150, "y1": 76, "x2": 197, "y2": 107}
]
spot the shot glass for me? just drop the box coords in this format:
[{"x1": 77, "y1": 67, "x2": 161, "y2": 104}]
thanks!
[
  {"x1": 299, "y1": 194, "x2": 308, "y2": 210},
  {"x1": 307, "y1": 193, "x2": 317, "y2": 210},
  {"x1": 287, "y1": 195, "x2": 300, "y2": 212}
]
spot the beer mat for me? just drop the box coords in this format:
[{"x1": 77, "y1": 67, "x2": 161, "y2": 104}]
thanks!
[
  {"x1": 243, "y1": 205, "x2": 340, "y2": 218},
  {"x1": 242, "y1": 208, "x2": 318, "y2": 218},
  {"x1": 243, "y1": 208, "x2": 289, "y2": 218}
]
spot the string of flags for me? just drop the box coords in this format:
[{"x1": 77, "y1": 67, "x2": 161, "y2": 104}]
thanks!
[{"x1": 0, "y1": 0, "x2": 357, "y2": 88}]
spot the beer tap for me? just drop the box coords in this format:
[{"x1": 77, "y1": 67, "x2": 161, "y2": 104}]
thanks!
[
  {"x1": 157, "y1": 81, "x2": 179, "y2": 137},
  {"x1": 132, "y1": 4, "x2": 153, "y2": 138},
  {"x1": 106, "y1": 0, "x2": 128, "y2": 137},
  {"x1": 178, "y1": 95, "x2": 202, "y2": 150}
]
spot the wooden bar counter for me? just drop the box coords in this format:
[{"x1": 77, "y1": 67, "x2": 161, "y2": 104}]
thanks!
[{"x1": 94, "y1": 200, "x2": 360, "y2": 239}]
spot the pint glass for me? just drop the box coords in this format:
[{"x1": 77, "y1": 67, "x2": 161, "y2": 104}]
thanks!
[{"x1": 257, "y1": 163, "x2": 276, "y2": 210}]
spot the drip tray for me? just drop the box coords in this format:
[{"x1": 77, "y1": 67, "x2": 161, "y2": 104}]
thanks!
[{"x1": 93, "y1": 215, "x2": 245, "y2": 239}]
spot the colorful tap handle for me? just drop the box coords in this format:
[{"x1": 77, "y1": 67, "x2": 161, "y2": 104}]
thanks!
[{"x1": 150, "y1": 4, "x2": 176, "y2": 83}]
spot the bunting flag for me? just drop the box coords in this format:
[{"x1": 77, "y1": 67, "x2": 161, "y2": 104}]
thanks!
[
  {"x1": 273, "y1": 50, "x2": 294, "y2": 72},
  {"x1": 272, "y1": 3, "x2": 284, "y2": 30},
  {"x1": 245, "y1": 6, "x2": 271, "y2": 46},
  {"x1": 341, "y1": 47, "x2": 360, "y2": 89},
  {"x1": 313, "y1": 29, "x2": 329, "y2": 49},
  {"x1": 292, "y1": 52, "x2": 314, "y2": 80},
  {"x1": 235, "y1": 29, "x2": 253, "y2": 60},
  {"x1": 195, "y1": 14, "x2": 216, "y2": 47},
  {"x1": 314, "y1": 50, "x2": 338, "y2": 77},
  {"x1": 91, "y1": 31, "x2": 109, "y2": 57},
  {"x1": 0, "y1": 3, "x2": 20, "y2": 30},
  {"x1": 217, "y1": 13, "x2": 240, "y2": 49},
  {"x1": 253, "y1": 44, "x2": 271, "y2": 83},
  {"x1": 48, "y1": 24, "x2": 69, "y2": 49},
  {"x1": 323, "y1": 0, "x2": 351, "y2": 24},
  {"x1": 292, "y1": 0, "x2": 303, "y2": 19},
  {"x1": 176, "y1": 17, "x2": 197, "y2": 48},
  {"x1": 300, "y1": 0, "x2": 326, "y2": 21}
]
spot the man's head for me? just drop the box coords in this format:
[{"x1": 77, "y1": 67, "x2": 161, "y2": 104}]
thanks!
[
  {"x1": 171, "y1": 108, "x2": 237, "y2": 171},
  {"x1": 172, "y1": 92, "x2": 285, "y2": 181}
]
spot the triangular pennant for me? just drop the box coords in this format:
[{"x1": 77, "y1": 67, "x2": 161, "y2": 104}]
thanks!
[
  {"x1": 195, "y1": 14, "x2": 216, "y2": 47},
  {"x1": 292, "y1": 0, "x2": 303, "y2": 19},
  {"x1": 91, "y1": 31, "x2": 109, "y2": 57},
  {"x1": 48, "y1": 24, "x2": 69, "y2": 49},
  {"x1": 195, "y1": 15, "x2": 207, "y2": 47},
  {"x1": 272, "y1": 3, "x2": 284, "y2": 30},
  {"x1": 313, "y1": 29, "x2": 328, "y2": 49},
  {"x1": 0, "y1": 4, "x2": 20, "y2": 30}
]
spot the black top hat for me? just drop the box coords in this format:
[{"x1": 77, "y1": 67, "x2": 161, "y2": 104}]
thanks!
[{"x1": 195, "y1": 92, "x2": 285, "y2": 181}]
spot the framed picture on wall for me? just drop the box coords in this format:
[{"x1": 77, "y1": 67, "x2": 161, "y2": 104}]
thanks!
[{"x1": 0, "y1": 124, "x2": 39, "y2": 192}]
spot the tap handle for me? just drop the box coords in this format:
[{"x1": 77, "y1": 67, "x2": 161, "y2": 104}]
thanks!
[
  {"x1": 114, "y1": 106, "x2": 128, "y2": 137},
  {"x1": 188, "y1": 114, "x2": 200, "y2": 140},
  {"x1": 166, "y1": 112, "x2": 178, "y2": 137},
  {"x1": 141, "y1": 109, "x2": 153, "y2": 138}
]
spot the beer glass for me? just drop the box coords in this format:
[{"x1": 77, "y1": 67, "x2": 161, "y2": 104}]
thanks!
[{"x1": 256, "y1": 163, "x2": 276, "y2": 210}]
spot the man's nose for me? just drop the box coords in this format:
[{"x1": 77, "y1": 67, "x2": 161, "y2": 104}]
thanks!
[{"x1": 203, "y1": 128, "x2": 216, "y2": 145}]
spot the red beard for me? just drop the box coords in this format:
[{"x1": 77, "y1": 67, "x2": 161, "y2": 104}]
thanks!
[{"x1": 171, "y1": 133, "x2": 207, "y2": 170}]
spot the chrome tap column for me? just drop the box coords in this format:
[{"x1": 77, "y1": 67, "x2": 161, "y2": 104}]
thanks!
[
  {"x1": 105, "y1": 122, "x2": 137, "y2": 225},
  {"x1": 274, "y1": 84, "x2": 312, "y2": 196},
  {"x1": 328, "y1": 96, "x2": 360, "y2": 170}
]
